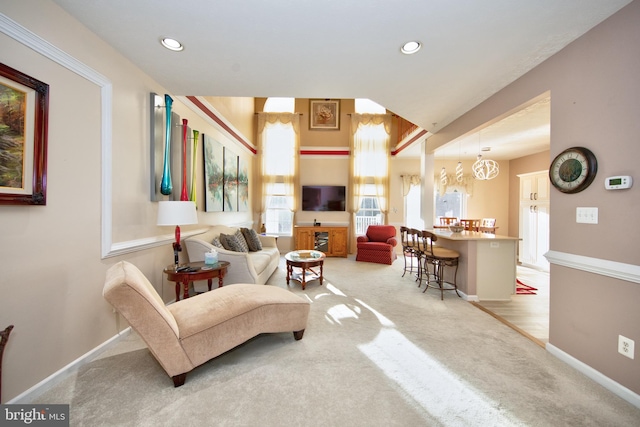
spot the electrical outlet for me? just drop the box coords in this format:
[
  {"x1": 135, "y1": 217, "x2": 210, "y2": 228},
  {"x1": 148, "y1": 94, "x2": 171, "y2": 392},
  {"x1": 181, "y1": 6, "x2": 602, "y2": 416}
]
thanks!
[{"x1": 618, "y1": 335, "x2": 635, "y2": 359}]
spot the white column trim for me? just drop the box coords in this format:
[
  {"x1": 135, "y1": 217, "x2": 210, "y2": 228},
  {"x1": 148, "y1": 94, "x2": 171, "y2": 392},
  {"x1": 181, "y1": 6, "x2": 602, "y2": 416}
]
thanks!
[{"x1": 545, "y1": 250, "x2": 640, "y2": 284}]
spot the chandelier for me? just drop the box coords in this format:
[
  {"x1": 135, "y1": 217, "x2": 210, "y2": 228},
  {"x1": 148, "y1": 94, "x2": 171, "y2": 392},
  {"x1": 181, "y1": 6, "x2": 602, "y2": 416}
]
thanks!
[
  {"x1": 472, "y1": 132, "x2": 499, "y2": 180},
  {"x1": 440, "y1": 167, "x2": 448, "y2": 185},
  {"x1": 472, "y1": 154, "x2": 499, "y2": 180},
  {"x1": 456, "y1": 161, "x2": 464, "y2": 182}
]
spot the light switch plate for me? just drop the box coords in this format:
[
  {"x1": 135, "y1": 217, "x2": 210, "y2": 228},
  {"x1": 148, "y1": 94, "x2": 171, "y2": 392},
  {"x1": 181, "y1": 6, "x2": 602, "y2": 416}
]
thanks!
[{"x1": 576, "y1": 207, "x2": 598, "y2": 224}]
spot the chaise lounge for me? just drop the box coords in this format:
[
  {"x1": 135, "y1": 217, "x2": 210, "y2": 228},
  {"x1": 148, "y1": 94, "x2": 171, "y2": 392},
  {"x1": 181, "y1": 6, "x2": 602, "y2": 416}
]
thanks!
[{"x1": 103, "y1": 261, "x2": 310, "y2": 387}]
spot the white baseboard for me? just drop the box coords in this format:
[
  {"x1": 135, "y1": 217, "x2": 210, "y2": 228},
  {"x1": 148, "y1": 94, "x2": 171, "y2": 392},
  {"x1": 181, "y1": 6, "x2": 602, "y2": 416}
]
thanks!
[
  {"x1": 8, "y1": 328, "x2": 132, "y2": 404},
  {"x1": 546, "y1": 343, "x2": 640, "y2": 409},
  {"x1": 459, "y1": 290, "x2": 479, "y2": 302}
]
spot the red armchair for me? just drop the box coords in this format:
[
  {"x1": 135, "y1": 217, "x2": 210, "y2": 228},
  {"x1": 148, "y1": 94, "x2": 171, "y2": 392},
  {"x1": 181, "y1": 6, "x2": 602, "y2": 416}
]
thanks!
[{"x1": 356, "y1": 225, "x2": 398, "y2": 265}]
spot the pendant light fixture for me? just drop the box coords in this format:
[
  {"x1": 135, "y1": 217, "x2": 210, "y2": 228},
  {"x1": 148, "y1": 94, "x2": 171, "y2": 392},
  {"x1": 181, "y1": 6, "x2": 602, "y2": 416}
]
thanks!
[
  {"x1": 472, "y1": 132, "x2": 499, "y2": 180},
  {"x1": 456, "y1": 140, "x2": 464, "y2": 182}
]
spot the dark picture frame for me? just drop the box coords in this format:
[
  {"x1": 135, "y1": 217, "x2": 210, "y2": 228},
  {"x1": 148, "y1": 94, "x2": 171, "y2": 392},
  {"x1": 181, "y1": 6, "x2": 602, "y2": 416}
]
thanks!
[
  {"x1": 310, "y1": 99, "x2": 340, "y2": 130},
  {"x1": 0, "y1": 63, "x2": 49, "y2": 205}
]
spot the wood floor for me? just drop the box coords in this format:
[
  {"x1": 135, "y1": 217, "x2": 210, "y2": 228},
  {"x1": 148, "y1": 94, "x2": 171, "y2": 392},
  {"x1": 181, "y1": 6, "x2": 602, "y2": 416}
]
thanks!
[{"x1": 472, "y1": 266, "x2": 550, "y2": 347}]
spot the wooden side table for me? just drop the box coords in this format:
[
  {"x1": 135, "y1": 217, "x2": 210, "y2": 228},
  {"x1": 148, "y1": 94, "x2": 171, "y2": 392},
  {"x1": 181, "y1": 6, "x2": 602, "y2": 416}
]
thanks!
[{"x1": 164, "y1": 261, "x2": 230, "y2": 301}]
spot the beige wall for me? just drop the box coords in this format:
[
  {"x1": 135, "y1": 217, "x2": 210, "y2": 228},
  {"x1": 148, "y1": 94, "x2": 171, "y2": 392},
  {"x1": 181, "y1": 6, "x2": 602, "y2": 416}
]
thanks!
[
  {"x1": 2, "y1": 0, "x2": 638, "y2": 403},
  {"x1": 0, "y1": 2, "x2": 254, "y2": 402},
  {"x1": 434, "y1": 159, "x2": 510, "y2": 234},
  {"x1": 423, "y1": 1, "x2": 640, "y2": 394},
  {"x1": 202, "y1": 96, "x2": 255, "y2": 141}
]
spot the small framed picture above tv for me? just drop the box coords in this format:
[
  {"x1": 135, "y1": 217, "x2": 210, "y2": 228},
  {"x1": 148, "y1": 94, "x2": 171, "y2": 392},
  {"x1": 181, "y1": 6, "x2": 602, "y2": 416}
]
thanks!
[{"x1": 302, "y1": 185, "x2": 346, "y2": 211}]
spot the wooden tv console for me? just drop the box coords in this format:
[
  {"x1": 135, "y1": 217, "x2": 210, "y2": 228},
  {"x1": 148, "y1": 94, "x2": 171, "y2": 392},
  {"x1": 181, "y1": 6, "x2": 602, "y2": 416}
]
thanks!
[{"x1": 294, "y1": 226, "x2": 348, "y2": 257}]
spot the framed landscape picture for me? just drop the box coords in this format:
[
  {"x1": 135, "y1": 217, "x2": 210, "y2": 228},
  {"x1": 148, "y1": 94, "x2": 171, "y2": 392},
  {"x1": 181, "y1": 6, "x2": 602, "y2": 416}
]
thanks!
[
  {"x1": 310, "y1": 99, "x2": 340, "y2": 130},
  {"x1": 0, "y1": 63, "x2": 49, "y2": 205}
]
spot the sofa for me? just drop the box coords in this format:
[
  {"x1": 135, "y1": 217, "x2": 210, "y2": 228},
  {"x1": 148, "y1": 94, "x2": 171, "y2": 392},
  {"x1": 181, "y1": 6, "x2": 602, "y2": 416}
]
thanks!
[
  {"x1": 103, "y1": 261, "x2": 310, "y2": 387},
  {"x1": 355, "y1": 225, "x2": 398, "y2": 265},
  {"x1": 184, "y1": 225, "x2": 280, "y2": 285}
]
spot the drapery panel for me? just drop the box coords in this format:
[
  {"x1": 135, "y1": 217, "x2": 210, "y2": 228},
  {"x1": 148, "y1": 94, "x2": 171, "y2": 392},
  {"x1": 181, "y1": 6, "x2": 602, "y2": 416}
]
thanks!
[
  {"x1": 348, "y1": 113, "x2": 391, "y2": 251},
  {"x1": 401, "y1": 174, "x2": 421, "y2": 197},
  {"x1": 256, "y1": 113, "x2": 300, "y2": 228},
  {"x1": 435, "y1": 172, "x2": 474, "y2": 197}
]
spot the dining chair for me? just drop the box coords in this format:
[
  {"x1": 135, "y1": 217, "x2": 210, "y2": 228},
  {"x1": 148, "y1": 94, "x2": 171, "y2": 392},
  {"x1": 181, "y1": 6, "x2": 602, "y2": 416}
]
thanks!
[
  {"x1": 479, "y1": 218, "x2": 497, "y2": 233},
  {"x1": 459, "y1": 219, "x2": 481, "y2": 231},
  {"x1": 438, "y1": 217, "x2": 458, "y2": 226}
]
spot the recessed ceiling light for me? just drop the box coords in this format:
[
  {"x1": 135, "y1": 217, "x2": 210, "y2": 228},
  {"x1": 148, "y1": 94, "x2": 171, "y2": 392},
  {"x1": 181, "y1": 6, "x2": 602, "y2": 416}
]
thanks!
[
  {"x1": 161, "y1": 37, "x2": 184, "y2": 52},
  {"x1": 401, "y1": 41, "x2": 421, "y2": 55}
]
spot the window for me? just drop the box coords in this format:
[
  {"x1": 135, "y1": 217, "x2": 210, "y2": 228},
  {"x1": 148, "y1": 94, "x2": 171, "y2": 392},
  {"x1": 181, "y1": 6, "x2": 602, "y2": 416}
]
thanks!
[
  {"x1": 351, "y1": 113, "x2": 391, "y2": 231},
  {"x1": 404, "y1": 184, "x2": 424, "y2": 229},
  {"x1": 264, "y1": 97, "x2": 294, "y2": 113},
  {"x1": 355, "y1": 184, "x2": 381, "y2": 234},
  {"x1": 262, "y1": 128, "x2": 295, "y2": 235},
  {"x1": 355, "y1": 98, "x2": 386, "y2": 114},
  {"x1": 259, "y1": 98, "x2": 298, "y2": 236},
  {"x1": 264, "y1": 183, "x2": 293, "y2": 235},
  {"x1": 434, "y1": 190, "x2": 466, "y2": 222}
]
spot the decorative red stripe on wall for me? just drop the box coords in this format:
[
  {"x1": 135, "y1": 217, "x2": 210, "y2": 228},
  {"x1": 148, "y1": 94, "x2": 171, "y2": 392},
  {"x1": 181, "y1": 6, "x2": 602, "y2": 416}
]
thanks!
[
  {"x1": 300, "y1": 150, "x2": 350, "y2": 156},
  {"x1": 186, "y1": 96, "x2": 257, "y2": 154},
  {"x1": 391, "y1": 128, "x2": 427, "y2": 156}
]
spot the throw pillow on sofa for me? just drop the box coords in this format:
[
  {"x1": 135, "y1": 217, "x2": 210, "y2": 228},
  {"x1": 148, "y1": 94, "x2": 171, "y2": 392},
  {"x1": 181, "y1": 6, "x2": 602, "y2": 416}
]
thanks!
[
  {"x1": 211, "y1": 237, "x2": 224, "y2": 248},
  {"x1": 241, "y1": 228, "x2": 263, "y2": 252},
  {"x1": 219, "y1": 233, "x2": 248, "y2": 253},
  {"x1": 233, "y1": 229, "x2": 251, "y2": 252}
]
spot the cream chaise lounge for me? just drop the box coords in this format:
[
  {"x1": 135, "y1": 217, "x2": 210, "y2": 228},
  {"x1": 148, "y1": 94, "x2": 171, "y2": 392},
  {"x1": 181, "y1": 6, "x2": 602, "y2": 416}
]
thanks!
[{"x1": 103, "y1": 261, "x2": 310, "y2": 387}]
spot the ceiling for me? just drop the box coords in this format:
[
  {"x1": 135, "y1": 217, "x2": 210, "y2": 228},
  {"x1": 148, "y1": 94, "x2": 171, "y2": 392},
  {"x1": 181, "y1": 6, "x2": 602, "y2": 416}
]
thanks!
[
  {"x1": 412, "y1": 95, "x2": 551, "y2": 161},
  {"x1": 51, "y1": 0, "x2": 630, "y2": 159}
]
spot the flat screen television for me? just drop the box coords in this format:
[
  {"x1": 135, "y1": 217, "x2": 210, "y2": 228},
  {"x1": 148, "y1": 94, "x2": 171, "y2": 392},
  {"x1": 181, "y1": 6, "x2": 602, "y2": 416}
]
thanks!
[{"x1": 302, "y1": 185, "x2": 346, "y2": 211}]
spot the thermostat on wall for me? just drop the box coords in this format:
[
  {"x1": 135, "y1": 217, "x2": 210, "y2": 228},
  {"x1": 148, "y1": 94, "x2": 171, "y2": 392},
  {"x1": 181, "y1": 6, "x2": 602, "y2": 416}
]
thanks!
[{"x1": 604, "y1": 175, "x2": 633, "y2": 190}]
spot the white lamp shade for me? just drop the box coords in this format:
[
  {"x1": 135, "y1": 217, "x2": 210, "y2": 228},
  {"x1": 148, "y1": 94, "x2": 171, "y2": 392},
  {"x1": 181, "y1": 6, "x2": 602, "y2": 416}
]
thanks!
[{"x1": 157, "y1": 201, "x2": 198, "y2": 226}]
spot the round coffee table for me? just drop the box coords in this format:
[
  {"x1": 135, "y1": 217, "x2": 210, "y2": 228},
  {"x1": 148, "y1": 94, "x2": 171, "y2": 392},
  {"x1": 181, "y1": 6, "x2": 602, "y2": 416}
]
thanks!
[
  {"x1": 164, "y1": 261, "x2": 230, "y2": 301},
  {"x1": 285, "y1": 250, "x2": 326, "y2": 290}
]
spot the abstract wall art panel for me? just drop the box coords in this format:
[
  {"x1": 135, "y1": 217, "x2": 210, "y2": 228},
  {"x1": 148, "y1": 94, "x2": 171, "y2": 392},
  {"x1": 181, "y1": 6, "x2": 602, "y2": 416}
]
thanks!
[
  {"x1": 238, "y1": 156, "x2": 248, "y2": 212},
  {"x1": 203, "y1": 134, "x2": 224, "y2": 212},
  {"x1": 223, "y1": 147, "x2": 238, "y2": 211}
]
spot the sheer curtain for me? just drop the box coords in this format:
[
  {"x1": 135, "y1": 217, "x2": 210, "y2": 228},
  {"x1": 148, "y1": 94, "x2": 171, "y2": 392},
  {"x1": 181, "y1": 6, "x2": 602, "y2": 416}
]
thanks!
[
  {"x1": 348, "y1": 113, "x2": 391, "y2": 250},
  {"x1": 256, "y1": 113, "x2": 300, "y2": 230}
]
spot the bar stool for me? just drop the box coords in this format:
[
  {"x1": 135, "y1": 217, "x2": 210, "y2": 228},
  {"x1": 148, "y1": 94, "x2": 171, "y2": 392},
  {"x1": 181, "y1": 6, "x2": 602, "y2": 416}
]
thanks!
[
  {"x1": 408, "y1": 228, "x2": 426, "y2": 284},
  {"x1": 400, "y1": 226, "x2": 419, "y2": 278},
  {"x1": 420, "y1": 230, "x2": 461, "y2": 300}
]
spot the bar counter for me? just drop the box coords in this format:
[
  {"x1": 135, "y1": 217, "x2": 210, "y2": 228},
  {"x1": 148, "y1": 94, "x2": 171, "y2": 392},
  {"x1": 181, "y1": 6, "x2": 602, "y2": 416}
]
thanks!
[{"x1": 427, "y1": 229, "x2": 520, "y2": 301}]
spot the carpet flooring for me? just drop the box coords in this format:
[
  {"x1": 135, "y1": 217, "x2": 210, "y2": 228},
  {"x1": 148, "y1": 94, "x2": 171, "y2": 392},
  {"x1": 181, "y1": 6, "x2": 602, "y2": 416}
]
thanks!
[{"x1": 32, "y1": 256, "x2": 639, "y2": 426}]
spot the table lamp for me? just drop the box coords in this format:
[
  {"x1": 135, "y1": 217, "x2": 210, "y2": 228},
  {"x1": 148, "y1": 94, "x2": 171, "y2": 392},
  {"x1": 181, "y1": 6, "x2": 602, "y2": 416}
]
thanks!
[{"x1": 157, "y1": 200, "x2": 198, "y2": 269}]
